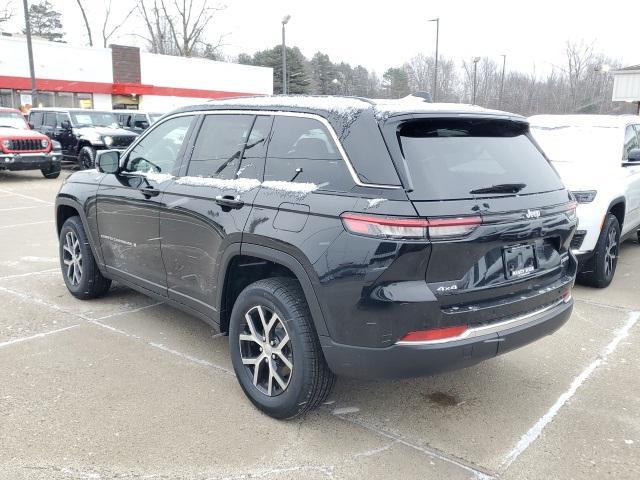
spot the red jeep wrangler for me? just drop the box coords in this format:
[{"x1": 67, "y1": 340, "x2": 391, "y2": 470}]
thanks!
[{"x1": 0, "y1": 108, "x2": 62, "y2": 178}]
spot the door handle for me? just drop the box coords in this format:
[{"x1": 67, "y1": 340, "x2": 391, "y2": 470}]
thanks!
[
  {"x1": 140, "y1": 186, "x2": 160, "y2": 198},
  {"x1": 215, "y1": 195, "x2": 244, "y2": 209}
]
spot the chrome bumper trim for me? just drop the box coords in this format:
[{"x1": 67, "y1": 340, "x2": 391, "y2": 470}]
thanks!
[{"x1": 396, "y1": 295, "x2": 571, "y2": 346}]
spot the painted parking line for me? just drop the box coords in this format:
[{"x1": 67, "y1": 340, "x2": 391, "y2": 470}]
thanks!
[
  {"x1": 500, "y1": 309, "x2": 640, "y2": 470},
  {"x1": 0, "y1": 205, "x2": 44, "y2": 212},
  {"x1": 0, "y1": 188, "x2": 54, "y2": 206},
  {"x1": 0, "y1": 268, "x2": 59, "y2": 281},
  {"x1": 0, "y1": 324, "x2": 80, "y2": 349},
  {"x1": 0, "y1": 220, "x2": 55, "y2": 230}
]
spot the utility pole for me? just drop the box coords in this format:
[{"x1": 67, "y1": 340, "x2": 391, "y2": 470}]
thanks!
[
  {"x1": 281, "y1": 15, "x2": 291, "y2": 95},
  {"x1": 472, "y1": 57, "x2": 480, "y2": 105},
  {"x1": 22, "y1": 0, "x2": 38, "y2": 108},
  {"x1": 429, "y1": 18, "x2": 439, "y2": 101},
  {"x1": 499, "y1": 54, "x2": 506, "y2": 108}
]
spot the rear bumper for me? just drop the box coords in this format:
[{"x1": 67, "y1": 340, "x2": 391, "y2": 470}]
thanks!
[
  {"x1": 321, "y1": 298, "x2": 573, "y2": 379},
  {"x1": 0, "y1": 151, "x2": 61, "y2": 171}
]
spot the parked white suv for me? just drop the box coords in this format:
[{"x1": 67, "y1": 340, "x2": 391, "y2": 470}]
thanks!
[{"x1": 529, "y1": 115, "x2": 640, "y2": 288}]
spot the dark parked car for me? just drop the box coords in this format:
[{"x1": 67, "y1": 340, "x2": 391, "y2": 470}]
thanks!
[
  {"x1": 115, "y1": 110, "x2": 164, "y2": 133},
  {"x1": 29, "y1": 108, "x2": 138, "y2": 169},
  {"x1": 0, "y1": 107, "x2": 62, "y2": 178},
  {"x1": 55, "y1": 96, "x2": 578, "y2": 419}
]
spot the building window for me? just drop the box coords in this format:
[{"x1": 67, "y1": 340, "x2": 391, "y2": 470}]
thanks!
[
  {"x1": 75, "y1": 93, "x2": 93, "y2": 109},
  {"x1": 0, "y1": 89, "x2": 13, "y2": 108},
  {"x1": 55, "y1": 92, "x2": 74, "y2": 108}
]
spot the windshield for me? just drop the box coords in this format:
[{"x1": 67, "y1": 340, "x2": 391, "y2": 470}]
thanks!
[
  {"x1": 0, "y1": 111, "x2": 28, "y2": 129},
  {"x1": 70, "y1": 111, "x2": 119, "y2": 128},
  {"x1": 399, "y1": 118, "x2": 564, "y2": 200},
  {"x1": 148, "y1": 113, "x2": 163, "y2": 124},
  {"x1": 530, "y1": 124, "x2": 621, "y2": 164}
]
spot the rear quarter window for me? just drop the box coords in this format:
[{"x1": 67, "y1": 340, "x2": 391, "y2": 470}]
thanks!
[
  {"x1": 399, "y1": 118, "x2": 564, "y2": 200},
  {"x1": 265, "y1": 116, "x2": 354, "y2": 192}
]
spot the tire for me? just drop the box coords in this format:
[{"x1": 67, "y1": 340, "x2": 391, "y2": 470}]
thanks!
[
  {"x1": 77, "y1": 146, "x2": 96, "y2": 170},
  {"x1": 228, "y1": 277, "x2": 335, "y2": 419},
  {"x1": 41, "y1": 163, "x2": 61, "y2": 179},
  {"x1": 577, "y1": 214, "x2": 620, "y2": 288},
  {"x1": 59, "y1": 216, "x2": 111, "y2": 299}
]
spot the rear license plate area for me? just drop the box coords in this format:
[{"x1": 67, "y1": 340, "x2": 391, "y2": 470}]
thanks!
[{"x1": 503, "y1": 244, "x2": 537, "y2": 279}]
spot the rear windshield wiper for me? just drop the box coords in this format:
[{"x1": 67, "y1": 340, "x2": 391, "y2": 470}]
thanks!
[{"x1": 469, "y1": 183, "x2": 526, "y2": 195}]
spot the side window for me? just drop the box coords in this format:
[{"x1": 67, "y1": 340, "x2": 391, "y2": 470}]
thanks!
[
  {"x1": 126, "y1": 115, "x2": 194, "y2": 175},
  {"x1": 264, "y1": 116, "x2": 354, "y2": 192},
  {"x1": 56, "y1": 113, "x2": 70, "y2": 127},
  {"x1": 134, "y1": 114, "x2": 149, "y2": 129},
  {"x1": 43, "y1": 112, "x2": 56, "y2": 128},
  {"x1": 623, "y1": 125, "x2": 640, "y2": 160},
  {"x1": 30, "y1": 111, "x2": 43, "y2": 128},
  {"x1": 187, "y1": 114, "x2": 255, "y2": 179}
]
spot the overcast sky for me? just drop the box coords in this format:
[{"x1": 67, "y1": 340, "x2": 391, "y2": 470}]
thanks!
[{"x1": 5, "y1": 0, "x2": 640, "y2": 76}]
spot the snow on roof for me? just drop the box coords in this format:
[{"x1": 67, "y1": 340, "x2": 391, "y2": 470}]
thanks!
[
  {"x1": 191, "y1": 95, "x2": 523, "y2": 122},
  {"x1": 529, "y1": 114, "x2": 638, "y2": 129}
]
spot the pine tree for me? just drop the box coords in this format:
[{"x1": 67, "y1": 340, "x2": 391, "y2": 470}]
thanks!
[{"x1": 23, "y1": 0, "x2": 64, "y2": 42}]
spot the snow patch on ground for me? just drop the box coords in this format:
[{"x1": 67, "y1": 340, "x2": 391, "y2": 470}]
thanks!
[
  {"x1": 332, "y1": 406, "x2": 360, "y2": 415},
  {"x1": 176, "y1": 176, "x2": 261, "y2": 193}
]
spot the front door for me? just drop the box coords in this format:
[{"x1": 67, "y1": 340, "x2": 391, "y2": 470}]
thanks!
[
  {"x1": 96, "y1": 114, "x2": 196, "y2": 295},
  {"x1": 623, "y1": 125, "x2": 640, "y2": 233},
  {"x1": 159, "y1": 114, "x2": 271, "y2": 319}
]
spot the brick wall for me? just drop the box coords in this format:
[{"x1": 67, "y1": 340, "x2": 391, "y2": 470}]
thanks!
[{"x1": 111, "y1": 45, "x2": 141, "y2": 84}]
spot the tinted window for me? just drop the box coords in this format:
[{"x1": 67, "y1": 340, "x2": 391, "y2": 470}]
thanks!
[
  {"x1": 57, "y1": 113, "x2": 70, "y2": 127},
  {"x1": 399, "y1": 118, "x2": 564, "y2": 200},
  {"x1": 623, "y1": 125, "x2": 639, "y2": 160},
  {"x1": 265, "y1": 116, "x2": 354, "y2": 192},
  {"x1": 188, "y1": 114, "x2": 255, "y2": 179},
  {"x1": 30, "y1": 111, "x2": 43, "y2": 128},
  {"x1": 44, "y1": 112, "x2": 56, "y2": 127},
  {"x1": 126, "y1": 115, "x2": 194, "y2": 175}
]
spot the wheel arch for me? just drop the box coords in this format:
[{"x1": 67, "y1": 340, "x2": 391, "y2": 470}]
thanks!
[
  {"x1": 607, "y1": 197, "x2": 626, "y2": 229},
  {"x1": 217, "y1": 243, "x2": 329, "y2": 338},
  {"x1": 55, "y1": 197, "x2": 106, "y2": 271}
]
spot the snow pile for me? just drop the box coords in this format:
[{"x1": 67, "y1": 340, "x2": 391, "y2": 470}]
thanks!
[
  {"x1": 210, "y1": 95, "x2": 370, "y2": 116},
  {"x1": 176, "y1": 176, "x2": 261, "y2": 193},
  {"x1": 129, "y1": 171, "x2": 174, "y2": 183},
  {"x1": 262, "y1": 180, "x2": 319, "y2": 198},
  {"x1": 372, "y1": 100, "x2": 507, "y2": 121}
]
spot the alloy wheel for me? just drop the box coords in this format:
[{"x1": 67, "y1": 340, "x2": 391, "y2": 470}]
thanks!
[
  {"x1": 62, "y1": 230, "x2": 83, "y2": 286},
  {"x1": 604, "y1": 227, "x2": 618, "y2": 278},
  {"x1": 239, "y1": 305, "x2": 293, "y2": 396}
]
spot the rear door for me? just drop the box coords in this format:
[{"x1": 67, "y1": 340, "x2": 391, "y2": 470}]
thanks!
[
  {"x1": 387, "y1": 116, "x2": 575, "y2": 320},
  {"x1": 159, "y1": 113, "x2": 270, "y2": 319},
  {"x1": 622, "y1": 125, "x2": 640, "y2": 233},
  {"x1": 97, "y1": 114, "x2": 196, "y2": 294}
]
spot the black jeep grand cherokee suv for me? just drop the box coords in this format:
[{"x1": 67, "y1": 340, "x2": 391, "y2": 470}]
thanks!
[
  {"x1": 55, "y1": 96, "x2": 577, "y2": 419},
  {"x1": 29, "y1": 108, "x2": 138, "y2": 169}
]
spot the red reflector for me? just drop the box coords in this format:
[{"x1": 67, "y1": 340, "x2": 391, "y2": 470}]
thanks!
[{"x1": 399, "y1": 325, "x2": 468, "y2": 342}]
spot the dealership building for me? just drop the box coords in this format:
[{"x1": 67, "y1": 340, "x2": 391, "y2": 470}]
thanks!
[{"x1": 0, "y1": 35, "x2": 273, "y2": 112}]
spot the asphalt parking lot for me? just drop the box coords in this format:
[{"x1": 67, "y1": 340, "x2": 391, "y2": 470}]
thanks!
[{"x1": 0, "y1": 169, "x2": 639, "y2": 480}]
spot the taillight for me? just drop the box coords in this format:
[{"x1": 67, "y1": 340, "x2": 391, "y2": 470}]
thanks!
[
  {"x1": 341, "y1": 213, "x2": 429, "y2": 239},
  {"x1": 398, "y1": 325, "x2": 468, "y2": 343},
  {"x1": 426, "y1": 216, "x2": 482, "y2": 239},
  {"x1": 340, "y1": 213, "x2": 481, "y2": 240}
]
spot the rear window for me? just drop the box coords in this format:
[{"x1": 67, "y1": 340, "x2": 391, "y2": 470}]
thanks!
[{"x1": 399, "y1": 118, "x2": 564, "y2": 200}]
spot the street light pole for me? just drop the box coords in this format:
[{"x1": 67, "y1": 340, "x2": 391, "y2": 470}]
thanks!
[
  {"x1": 499, "y1": 54, "x2": 506, "y2": 108},
  {"x1": 428, "y1": 18, "x2": 439, "y2": 102},
  {"x1": 22, "y1": 0, "x2": 38, "y2": 108},
  {"x1": 281, "y1": 15, "x2": 291, "y2": 95},
  {"x1": 472, "y1": 57, "x2": 480, "y2": 105}
]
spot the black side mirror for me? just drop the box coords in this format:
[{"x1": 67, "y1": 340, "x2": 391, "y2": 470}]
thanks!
[
  {"x1": 628, "y1": 148, "x2": 640, "y2": 163},
  {"x1": 96, "y1": 150, "x2": 121, "y2": 174},
  {"x1": 60, "y1": 120, "x2": 72, "y2": 130}
]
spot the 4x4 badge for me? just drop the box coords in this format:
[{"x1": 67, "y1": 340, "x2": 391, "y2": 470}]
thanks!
[{"x1": 525, "y1": 209, "x2": 541, "y2": 219}]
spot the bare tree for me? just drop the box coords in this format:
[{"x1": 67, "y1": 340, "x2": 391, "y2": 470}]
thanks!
[
  {"x1": 0, "y1": 1, "x2": 14, "y2": 27},
  {"x1": 566, "y1": 40, "x2": 594, "y2": 110},
  {"x1": 75, "y1": 0, "x2": 93, "y2": 46},
  {"x1": 404, "y1": 54, "x2": 433, "y2": 92},
  {"x1": 158, "y1": 0, "x2": 225, "y2": 57},
  {"x1": 101, "y1": 0, "x2": 136, "y2": 48},
  {"x1": 138, "y1": 0, "x2": 173, "y2": 55}
]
